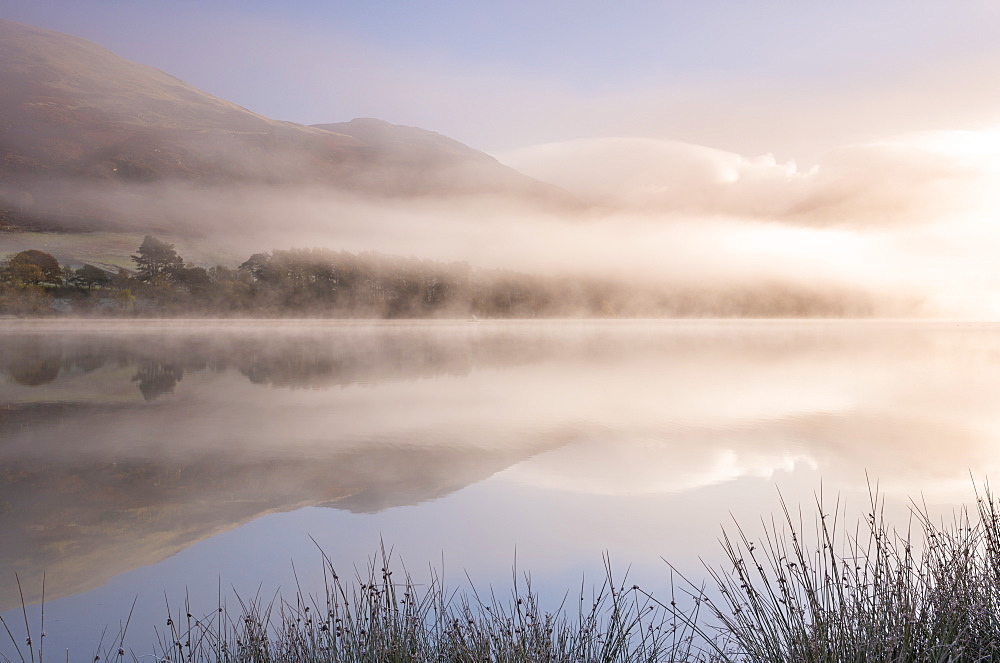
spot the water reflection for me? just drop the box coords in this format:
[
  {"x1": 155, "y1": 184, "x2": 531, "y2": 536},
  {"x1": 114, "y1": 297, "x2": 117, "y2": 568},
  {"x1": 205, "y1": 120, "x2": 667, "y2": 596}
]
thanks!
[{"x1": 2, "y1": 320, "x2": 1000, "y2": 611}]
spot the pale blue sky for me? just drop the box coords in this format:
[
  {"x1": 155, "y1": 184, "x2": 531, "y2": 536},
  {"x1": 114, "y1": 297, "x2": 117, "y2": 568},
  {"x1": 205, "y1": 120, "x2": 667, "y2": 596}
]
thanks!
[{"x1": 4, "y1": 0, "x2": 1000, "y2": 157}]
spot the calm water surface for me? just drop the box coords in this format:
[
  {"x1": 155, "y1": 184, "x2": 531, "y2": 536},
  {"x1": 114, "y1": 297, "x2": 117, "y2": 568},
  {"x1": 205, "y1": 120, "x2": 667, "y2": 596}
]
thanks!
[{"x1": 1, "y1": 319, "x2": 998, "y2": 656}]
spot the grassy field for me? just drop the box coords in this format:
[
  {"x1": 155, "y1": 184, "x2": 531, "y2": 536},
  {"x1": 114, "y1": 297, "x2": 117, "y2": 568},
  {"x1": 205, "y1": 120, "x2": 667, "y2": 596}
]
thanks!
[{"x1": 0, "y1": 230, "x2": 245, "y2": 272}]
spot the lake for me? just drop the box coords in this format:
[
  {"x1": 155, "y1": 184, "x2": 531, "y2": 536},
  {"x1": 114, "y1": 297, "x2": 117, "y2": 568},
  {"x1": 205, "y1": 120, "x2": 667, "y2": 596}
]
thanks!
[{"x1": 2, "y1": 319, "x2": 998, "y2": 657}]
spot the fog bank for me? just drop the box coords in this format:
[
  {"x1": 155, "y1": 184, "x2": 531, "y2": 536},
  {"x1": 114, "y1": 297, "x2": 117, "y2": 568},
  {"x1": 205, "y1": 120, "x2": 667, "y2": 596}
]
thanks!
[{"x1": 6, "y1": 129, "x2": 1000, "y2": 317}]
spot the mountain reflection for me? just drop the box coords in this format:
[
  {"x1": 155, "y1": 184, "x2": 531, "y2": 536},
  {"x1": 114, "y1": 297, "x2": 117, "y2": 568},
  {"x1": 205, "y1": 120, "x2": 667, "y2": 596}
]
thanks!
[
  {"x1": 3, "y1": 320, "x2": 1000, "y2": 609},
  {"x1": 0, "y1": 323, "x2": 573, "y2": 608}
]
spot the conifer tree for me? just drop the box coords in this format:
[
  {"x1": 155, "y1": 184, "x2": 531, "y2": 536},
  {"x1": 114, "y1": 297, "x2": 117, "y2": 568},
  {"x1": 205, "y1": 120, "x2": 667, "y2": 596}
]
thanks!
[{"x1": 131, "y1": 235, "x2": 183, "y2": 284}]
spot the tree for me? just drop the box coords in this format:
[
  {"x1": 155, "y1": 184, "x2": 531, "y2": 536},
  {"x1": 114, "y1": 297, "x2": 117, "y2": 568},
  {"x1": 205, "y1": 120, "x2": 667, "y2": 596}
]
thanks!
[
  {"x1": 114, "y1": 288, "x2": 136, "y2": 310},
  {"x1": 3, "y1": 261, "x2": 45, "y2": 286},
  {"x1": 0, "y1": 281, "x2": 52, "y2": 314},
  {"x1": 3, "y1": 250, "x2": 62, "y2": 285},
  {"x1": 131, "y1": 235, "x2": 183, "y2": 284},
  {"x1": 72, "y1": 264, "x2": 111, "y2": 289},
  {"x1": 173, "y1": 266, "x2": 211, "y2": 293},
  {"x1": 238, "y1": 252, "x2": 276, "y2": 282}
]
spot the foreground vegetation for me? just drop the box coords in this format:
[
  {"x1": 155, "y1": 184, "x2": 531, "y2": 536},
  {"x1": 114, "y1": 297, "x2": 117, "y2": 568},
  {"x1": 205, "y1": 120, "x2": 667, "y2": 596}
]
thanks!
[
  {"x1": 6, "y1": 486, "x2": 1000, "y2": 662},
  {"x1": 0, "y1": 236, "x2": 878, "y2": 318}
]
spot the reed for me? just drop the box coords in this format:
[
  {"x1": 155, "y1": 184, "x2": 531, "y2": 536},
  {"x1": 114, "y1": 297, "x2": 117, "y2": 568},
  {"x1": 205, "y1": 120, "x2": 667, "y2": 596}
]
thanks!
[
  {"x1": 149, "y1": 545, "x2": 706, "y2": 663},
  {"x1": 684, "y1": 482, "x2": 1000, "y2": 662},
  {"x1": 6, "y1": 485, "x2": 1000, "y2": 662}
]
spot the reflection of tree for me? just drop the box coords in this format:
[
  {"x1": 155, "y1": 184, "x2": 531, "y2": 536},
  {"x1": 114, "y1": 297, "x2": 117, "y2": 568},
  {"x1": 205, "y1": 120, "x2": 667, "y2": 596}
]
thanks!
[
  {"x1": 131, "y1": 362, "x2": 183, "y2": 401},
  {"x1": 241, "y1": 355, "x2": 338, "y2": 386},
  {"x1": 0, "y1": 328, "x2": 540, "y2": 392},
  {"x1": 7, "y1": 359, "x2": 61, "y2": 386}
]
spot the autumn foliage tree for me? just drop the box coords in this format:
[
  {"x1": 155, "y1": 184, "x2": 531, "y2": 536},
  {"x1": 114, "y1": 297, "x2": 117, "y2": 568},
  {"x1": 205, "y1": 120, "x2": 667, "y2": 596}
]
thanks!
[{"x1": 2, "y1": 249, "x2": 62, "y2": 285}]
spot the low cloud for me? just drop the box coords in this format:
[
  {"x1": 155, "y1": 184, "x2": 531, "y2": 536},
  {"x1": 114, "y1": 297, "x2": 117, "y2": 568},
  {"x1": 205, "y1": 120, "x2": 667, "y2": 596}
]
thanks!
[
  {"x1": 8, "y1": 129, "x2": 1000, "y2": 318},
  {"x1": 499, "y1": 132, "x2": 1000, "y2": 227}
]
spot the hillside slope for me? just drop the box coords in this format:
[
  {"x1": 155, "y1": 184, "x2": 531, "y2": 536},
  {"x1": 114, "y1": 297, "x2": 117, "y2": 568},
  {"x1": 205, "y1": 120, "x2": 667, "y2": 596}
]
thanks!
[{"x1": 0, "y1": 19, "x2": 562, "y2": 231}]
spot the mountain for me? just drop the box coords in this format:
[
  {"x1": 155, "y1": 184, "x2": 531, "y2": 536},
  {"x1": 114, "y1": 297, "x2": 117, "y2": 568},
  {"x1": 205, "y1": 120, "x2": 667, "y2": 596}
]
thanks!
[
  {"x1": 312, "y1": 117, "x2": 554, "y2": 196},
  {"x1": 0, "y1": 19, "x2": 563, "y2": 232}
]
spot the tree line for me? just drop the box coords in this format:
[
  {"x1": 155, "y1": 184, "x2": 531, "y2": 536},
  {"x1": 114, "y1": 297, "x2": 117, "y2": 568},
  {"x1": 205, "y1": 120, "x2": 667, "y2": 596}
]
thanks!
[
  {"x1": 0, "y1": 236, "x2": 576, "y2": 317},
  {"x1": 0, "y1": 235, "x2": 878, "y2": 317}
]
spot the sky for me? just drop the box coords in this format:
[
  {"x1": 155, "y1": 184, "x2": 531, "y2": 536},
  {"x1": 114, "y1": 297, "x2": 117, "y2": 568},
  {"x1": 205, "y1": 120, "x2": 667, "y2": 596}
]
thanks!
[{"x1": 4, "y1": 0, "x2": 1000, "y2": 158}]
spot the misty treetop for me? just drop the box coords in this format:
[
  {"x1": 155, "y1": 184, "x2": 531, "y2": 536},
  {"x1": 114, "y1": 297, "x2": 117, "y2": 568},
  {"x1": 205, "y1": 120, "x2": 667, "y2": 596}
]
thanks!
[
  {"x1": 70, "y1": 263, "x2": 111, "y2": 289},
  {"x1": 0, "y1": 236, "x2": 879, "y2": 318},
  {"x1": 131, "y1": 235, "x2": 184, "y2": 284},
  {"x1": 235, "y1": 248, "x2": 475, "y2": 316}
]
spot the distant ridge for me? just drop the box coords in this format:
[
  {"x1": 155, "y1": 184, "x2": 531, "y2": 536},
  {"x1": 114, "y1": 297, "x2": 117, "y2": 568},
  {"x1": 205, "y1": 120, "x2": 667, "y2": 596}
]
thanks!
[
  {"x1": 312, "y1": 118, "x2": 553, "y2": 196},
  {"x1": 0, "y1": 19, "x2": 568, "y2": 231}
]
